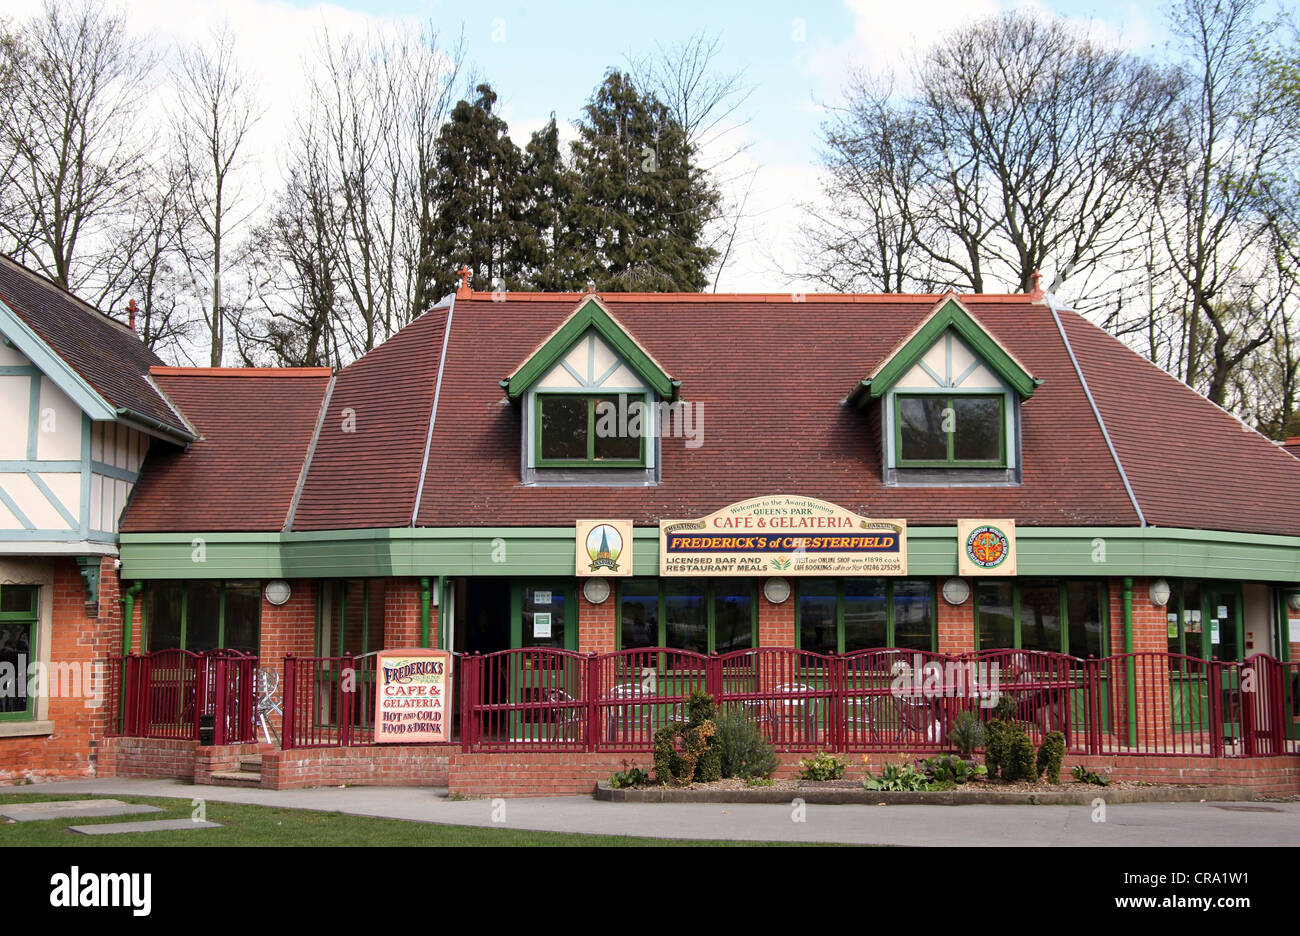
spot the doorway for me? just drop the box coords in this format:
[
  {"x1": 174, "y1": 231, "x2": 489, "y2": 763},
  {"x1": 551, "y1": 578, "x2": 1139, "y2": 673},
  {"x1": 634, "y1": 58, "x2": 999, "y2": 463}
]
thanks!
[{"x1": 460, "y1": 577, "x2": 511, "y2": 655}]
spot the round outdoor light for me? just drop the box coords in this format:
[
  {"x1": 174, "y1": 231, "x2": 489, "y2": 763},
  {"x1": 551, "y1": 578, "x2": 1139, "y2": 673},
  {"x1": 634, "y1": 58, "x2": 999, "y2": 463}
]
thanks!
[
  {"x1": 1287, "y1": 591, "x2": 1300, "y2": 612},
  {"x1": 582, "y1": 578, "x2": 611, "y2": 605},
  {"x1": 1149, "y1": 578, "x2": 1172, "y2": 607},
  {"x1": 264, "y1": 580, "x2": 291, "y2": 606},
  {"x1": 941, "y1": 577, "x2": 971, "y2": 606},
  {"x1": 763, "y1": 577, "x2": 791, "y2": 604}
]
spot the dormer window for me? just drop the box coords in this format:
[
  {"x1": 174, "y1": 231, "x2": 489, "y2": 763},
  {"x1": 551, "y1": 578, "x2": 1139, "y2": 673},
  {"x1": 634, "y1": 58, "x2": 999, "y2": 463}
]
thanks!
[
  {"x1": 848, "y1": 295, "x2": 1038, "y2": 484},
  {"x1": 502, "y1": 296, "x2": 677, "y2": 484},
  {"x1": 896, "y1": 393, "x2": 1005, "y2": 467},
  {"x1": 538, "y1": 392, "x2": 647, "y2": 467}
]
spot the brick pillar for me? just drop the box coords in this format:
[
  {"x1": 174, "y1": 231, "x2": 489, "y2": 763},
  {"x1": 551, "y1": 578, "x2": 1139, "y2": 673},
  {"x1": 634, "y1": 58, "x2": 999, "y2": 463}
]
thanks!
[
  {"x1": 1107, "y1": 577, "x2": 1172, "y2": 748},
  {"x1": 758, "y1": 584, "x2": 794, "y2": 647},
  {"x1": 937, "y1": 587, "x2": 975, "y2": 654},
  {"x1": 577, "y1": 586, "x2": 616, "y2": 654},
  {"x1": 384, "y1": 578, "x2": 425, "y2": 648}
]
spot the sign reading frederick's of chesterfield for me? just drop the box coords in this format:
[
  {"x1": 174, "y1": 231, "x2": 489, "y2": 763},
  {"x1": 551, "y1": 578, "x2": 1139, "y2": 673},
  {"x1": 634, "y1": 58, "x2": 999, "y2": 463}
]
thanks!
[
  {"x1": 658, "y1": 496, "x2": 906, "y2": 577},
  {"x1": 374, "y1": 649, "x2": 451, "y2": 744},
  {"x1": 958, "y1": 519, "x2": 1017, "y2": 576},
  {"x1": 576, "y1": 520, "x2": 633, "y2": 576}
]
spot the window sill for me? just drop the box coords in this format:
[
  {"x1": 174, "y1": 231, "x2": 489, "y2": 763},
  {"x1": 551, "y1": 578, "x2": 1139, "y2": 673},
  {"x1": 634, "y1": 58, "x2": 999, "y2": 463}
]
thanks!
[{"x1": 0, "y1": 720, "x2": 54, "y2": 738}]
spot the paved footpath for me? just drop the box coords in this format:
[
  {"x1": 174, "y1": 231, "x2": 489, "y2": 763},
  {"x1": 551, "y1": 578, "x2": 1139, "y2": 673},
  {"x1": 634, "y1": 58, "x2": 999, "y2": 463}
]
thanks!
[{"x1": 4, "y1": 779, "x2": 1298, "y2": 846}]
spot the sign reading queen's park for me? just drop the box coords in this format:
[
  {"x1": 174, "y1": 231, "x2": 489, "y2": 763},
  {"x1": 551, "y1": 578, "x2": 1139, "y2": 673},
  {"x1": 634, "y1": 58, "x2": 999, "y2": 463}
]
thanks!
[{"x1": 658, "y1": 496, "x2": 907, "y2": 577}]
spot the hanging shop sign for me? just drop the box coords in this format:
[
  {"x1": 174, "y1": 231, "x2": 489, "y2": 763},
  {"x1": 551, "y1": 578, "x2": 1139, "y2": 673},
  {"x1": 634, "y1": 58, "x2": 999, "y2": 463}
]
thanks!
[
  {"x1": 658, "y1": 495, "x2": 906, "y2": 577},
  {"x1": 374, "y1": 649, "x2": 452, "y2": 744},
  {"x1": 957, "y1": 519, "x2": 1017, "y2": 576},
  {"x1": 576, "y1": 519, "x2": 634, "y2": 577}
]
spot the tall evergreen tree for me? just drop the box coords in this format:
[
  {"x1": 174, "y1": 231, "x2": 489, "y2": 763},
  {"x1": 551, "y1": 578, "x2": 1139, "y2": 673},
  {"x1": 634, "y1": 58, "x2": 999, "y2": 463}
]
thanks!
[
  {"x1": 519, "y1": 115, "x2": 578, "y2": 290},
  {"x1": 565, "y1": 70, "x2": 719, "y2": 291},
  {"x1": 421, "y1": 84, "x2": 528, "y2": 299}
]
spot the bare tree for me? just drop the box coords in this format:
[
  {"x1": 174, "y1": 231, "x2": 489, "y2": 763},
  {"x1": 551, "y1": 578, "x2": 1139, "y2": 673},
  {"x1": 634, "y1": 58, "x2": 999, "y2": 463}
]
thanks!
[
  {"x1": 171, "y1": 24, "x2": 259, "y2": 367},
  {"x1": 0, "y1": 0, "x2": 155, "y2": 299}
]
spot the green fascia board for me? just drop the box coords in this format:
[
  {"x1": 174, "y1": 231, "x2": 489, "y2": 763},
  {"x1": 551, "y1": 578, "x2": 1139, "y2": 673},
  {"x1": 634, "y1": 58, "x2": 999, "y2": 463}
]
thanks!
[
  {"x1": 504, "y1": 298, "x2": 675, "y2": 400},
  {"x1": 120, "y1": 525, "x2": 1300, "y2": 583},
  {"x1": 855, "y1": 298, "x2": 1038, "y2": 404},
  {"x1": 0, "y1": 298, "x2": 116, "y2": 421}
]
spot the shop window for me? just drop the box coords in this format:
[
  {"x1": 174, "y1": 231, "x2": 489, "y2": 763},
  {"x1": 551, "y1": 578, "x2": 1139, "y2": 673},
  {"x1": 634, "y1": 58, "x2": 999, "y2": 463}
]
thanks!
[
  {"x1": 975, "y1": 580, "x2": 1106, "y2": 657},
  {"x1": 796, "y1": 579, "x2": 936, "y2": 653},
  {"x1": 536, "y1": 393, "x2": 647, "y2": 467},
  {"x1": 617, "y1": 579, "x2": 756, "y2": 654},
  {"x1": 318, "y1": 580, "x2": 386, "y2": 657},
  {"x1": 896, "y1": 393, "x2": 1005, "y2": 467},
  {"x1": 0, "y1": 585, "x2": 38, "y2": 720},
  {"x1": 521, "y1": 583, "x2": 568, "y2": 650},
  {"x1": 1166, "y1": 581, "x2": 1242, "y2": 661},
  {"x1": 144, "y1": 581, "x2": 262, "y2": 654}
]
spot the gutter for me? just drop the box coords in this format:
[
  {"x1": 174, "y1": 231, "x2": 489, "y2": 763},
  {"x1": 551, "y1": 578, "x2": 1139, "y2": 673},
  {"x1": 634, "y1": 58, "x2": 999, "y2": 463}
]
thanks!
[
  {"x1": 410, "y1": 293, "x2": 456, "y2": 527},
  {"x1": 1044, "y1": 292, "x2": 1146, "y2": 527}
]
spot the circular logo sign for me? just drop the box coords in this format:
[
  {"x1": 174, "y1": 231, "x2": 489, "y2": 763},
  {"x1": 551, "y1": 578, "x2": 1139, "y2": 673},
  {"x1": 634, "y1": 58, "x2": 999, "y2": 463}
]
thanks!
[
  {"x1": 966, "y1": 525, "x2": 1010, "y2": 569},
  {"x1": 585, "y1": 524, "x2": 624, "y2": 572}
]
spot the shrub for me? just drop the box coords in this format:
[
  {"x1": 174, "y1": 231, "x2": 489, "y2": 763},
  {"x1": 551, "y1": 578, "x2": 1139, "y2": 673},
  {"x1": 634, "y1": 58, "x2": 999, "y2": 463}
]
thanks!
[
  {"x1": 863, "y1": 760, "x2": 931, "y2": 791},
  {"x1": 1072, "y1": 764, "x2": 1110, "y2": 786},
  {"x1": 946, "y1": 711, "x2": 986, "y2": 759},
  {"x1": 921, "y1": 753, "x2": 985, "y2": 785},
  {"x1": 984, "y1": 718, "x2": 1009, "y2": 779},
  {"x1": 1004, "y1": 730, "x2": 1037, "y2": 782},
  {"x1": 652, "y1": 691, "x2": 721, "y2": 786},
  {"x1": 797, "y1": 751, "x2": 848, "y2": 781},
  {"x1": 714, "y1": 708, "x2": 780, "y2": 780},
  {"x1": 608, "y1": 764, "x2": 651, "y2": 789},
  {"x1": 1036, "y1": 731, "x2": 1066, "y2": 784}
]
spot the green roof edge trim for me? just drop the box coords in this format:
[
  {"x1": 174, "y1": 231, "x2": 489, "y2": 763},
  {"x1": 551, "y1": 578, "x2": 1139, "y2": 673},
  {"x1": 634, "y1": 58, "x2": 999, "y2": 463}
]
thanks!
[
  {"x1": 854, "y1": 297, "x2": 1038, "y2": 404},
  {"x1": 504, "y1": 297, "x2": 675, "y2": 400}
]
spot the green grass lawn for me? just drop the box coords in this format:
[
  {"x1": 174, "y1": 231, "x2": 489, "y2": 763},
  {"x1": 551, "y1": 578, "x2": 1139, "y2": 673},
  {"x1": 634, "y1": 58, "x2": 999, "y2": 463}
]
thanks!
[{"x1": 0, "y1": 794, "x2": 814, "y2": 847}]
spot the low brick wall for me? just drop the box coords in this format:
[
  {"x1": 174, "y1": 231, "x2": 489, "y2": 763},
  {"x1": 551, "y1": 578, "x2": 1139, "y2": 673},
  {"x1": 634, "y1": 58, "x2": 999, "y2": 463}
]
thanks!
[
  {"x1": 97, "y1": 736, "x2": 196, "y2": 780},
  {"x1": 1063, "y1": 754, "x2": 1300, "y2": 797},
  {"x1": 193, "y1": 742, "x2": 263, "y2": 784},
  {"x1": 261, "y1": 745, "x2": 453, "y2": 790},
  {"x1": 448, "y1": 751, "x2": 636, "y2": 797}
]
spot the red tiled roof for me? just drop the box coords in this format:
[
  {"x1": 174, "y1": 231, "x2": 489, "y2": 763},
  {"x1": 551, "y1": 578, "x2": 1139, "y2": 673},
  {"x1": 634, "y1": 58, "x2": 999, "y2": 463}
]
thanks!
[
  {"x1": 290, "y1": 312, "x2": 445, "y2": 530},
  {"x1": 121, "y1": 368, "x2": 331, "y2": 532},
  {"x1": 409, "y1": 293, "x2": 1141, "y2": 529},
  {"x1": 1283, "y1": 437, "x2": 1300, "y2": 459},
  {"x1": 0, "y1": 254, "x2": 189, "y2": 437}
]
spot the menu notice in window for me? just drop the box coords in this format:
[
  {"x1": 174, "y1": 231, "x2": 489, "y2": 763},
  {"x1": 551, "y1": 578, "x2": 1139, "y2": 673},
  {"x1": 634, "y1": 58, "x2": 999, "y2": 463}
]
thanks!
[{"x1": 374, "y1": 649, "x2": 452, "y2": 744}]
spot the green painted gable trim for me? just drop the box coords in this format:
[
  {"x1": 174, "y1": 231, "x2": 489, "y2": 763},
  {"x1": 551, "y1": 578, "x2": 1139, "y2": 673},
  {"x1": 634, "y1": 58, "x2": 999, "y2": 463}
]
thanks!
[
  {"x1": 119, "y1": 525, "x2": 1300, "y2": 583},
  {"x1": 503, "y1": 297, "x2": 676, "y2": 400},
  {"x1": 0, "y1": 297, "x2": 116, "y2": 421},
  {"x1": 853, "y1": 297, "x2": 1039, "y2": 404}
]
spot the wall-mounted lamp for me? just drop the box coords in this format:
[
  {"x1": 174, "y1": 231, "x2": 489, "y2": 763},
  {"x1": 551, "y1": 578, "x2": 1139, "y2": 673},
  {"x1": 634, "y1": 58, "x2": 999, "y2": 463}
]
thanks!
[
  {"x1": 1149, "y1": 578, "x2": 1172, "y2": 607},
  {"x1": 941, "y1": 577, "x2": 971, "y2": 606}
]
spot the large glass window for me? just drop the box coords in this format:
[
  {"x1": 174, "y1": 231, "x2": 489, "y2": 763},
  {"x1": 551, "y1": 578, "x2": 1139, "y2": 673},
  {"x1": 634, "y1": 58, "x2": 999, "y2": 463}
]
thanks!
[
  {"x1": 0, "y1": 585, "x2": 37, "y2": 720},
  {"x1": 976, "y1": 580, "x2": 1107, "y2": 656},
  {"x1": 618, "y1": 579, "x2": 756, "y2": 653},
  {"x1": 896, "y1": 393, "x2": 1005, "y2": 466},
  {"x1": 318, "y1": 579, "x2": 386, "y2": 657},
  {"x1": 796, "y1": 579, "x2": 935, "y2": 653},
  {"x1": 144, "y1": 581, "x2": 262, "y2": 654},
  {"x1": 537, "y1": 393, "x2": 646, "y2": 467}
]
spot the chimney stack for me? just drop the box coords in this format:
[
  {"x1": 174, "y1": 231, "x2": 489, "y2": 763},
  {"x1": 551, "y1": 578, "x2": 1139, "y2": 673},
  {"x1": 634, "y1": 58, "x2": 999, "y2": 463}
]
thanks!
[{"x1": 127, "y1": 299, "x2": 138, "y2": 333}]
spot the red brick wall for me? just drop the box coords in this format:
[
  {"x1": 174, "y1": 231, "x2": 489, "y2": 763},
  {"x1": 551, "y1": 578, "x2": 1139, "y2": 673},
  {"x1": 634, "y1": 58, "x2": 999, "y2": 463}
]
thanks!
[
  {"x1": 384, "y1": 578, "x2": 427, "y2": 648},
  {"x1": 261, "y1": 744, "x2": 452, "y2": 789},
  {"x1": 937, "y1": 586, "x2": 975, "y2": 654},
  {"x1": 96, "y1": 737, "x2": 196, "y2": 780},
  {"x1": 758, "y1": 585, "x2": 794, "y2": 646},
  {"x1": 578, "y1": 588, "x2": 616, "y2": 654},
  {"x1": 192, "y1": 742, "x2": 263, "y2": 784}
]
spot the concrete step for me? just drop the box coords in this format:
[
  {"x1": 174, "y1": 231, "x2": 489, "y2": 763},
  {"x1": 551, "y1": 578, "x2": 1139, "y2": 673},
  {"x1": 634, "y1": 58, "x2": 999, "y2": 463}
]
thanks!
[
  {"x1": 208, "y1": 770, "x2": 262, "y2": 787},
  {"x1": 239, "y1": 756, "x2": 262, "y2": 774}
]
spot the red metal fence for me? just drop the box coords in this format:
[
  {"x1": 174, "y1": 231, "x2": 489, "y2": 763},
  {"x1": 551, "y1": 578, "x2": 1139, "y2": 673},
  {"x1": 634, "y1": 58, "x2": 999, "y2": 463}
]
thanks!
[
  {"x1": 111, "y1": 649, "x2": 259, "y2": 745},
  {"x1": 281, "y1": 653, "x2": 379, "y2": 749}
]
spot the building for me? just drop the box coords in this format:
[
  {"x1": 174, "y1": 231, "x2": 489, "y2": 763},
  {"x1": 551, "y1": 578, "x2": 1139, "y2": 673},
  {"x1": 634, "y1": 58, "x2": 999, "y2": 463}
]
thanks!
[{"x1": 3, "y1": 261, "x2": 1300, "y2": 791}]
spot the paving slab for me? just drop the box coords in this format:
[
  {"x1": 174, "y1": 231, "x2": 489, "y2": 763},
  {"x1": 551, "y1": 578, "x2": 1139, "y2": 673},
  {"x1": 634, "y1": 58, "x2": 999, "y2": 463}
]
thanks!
[
  {"x1": 68, "y1": 818, "x2": 222, "y2": 835},
  {"x1": 0, "y1": 799, "x2": 164, "y2": 822}
]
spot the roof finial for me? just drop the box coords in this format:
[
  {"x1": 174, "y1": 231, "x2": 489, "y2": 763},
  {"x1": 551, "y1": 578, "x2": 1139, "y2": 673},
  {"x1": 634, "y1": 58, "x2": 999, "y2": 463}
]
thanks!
[
  {"x1": 585, "y1": 278, "x2": 596, "y2": 294},
  {"x1": 127, "y1": 298, "x2": 138, "y2": 333},
  {"x1": 1028, "y1": 269, "x2": 1044, "y2": 300},
  {"x1": 456, "y1": 265, "x2": 473, "y2": 298}
]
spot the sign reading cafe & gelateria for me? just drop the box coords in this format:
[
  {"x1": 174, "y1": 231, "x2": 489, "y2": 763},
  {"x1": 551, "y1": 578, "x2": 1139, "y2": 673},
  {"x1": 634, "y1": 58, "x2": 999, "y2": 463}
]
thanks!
[
  {"x1": 659, "y1": 495, "x2": 906, "y2": 576},
  {"x1": 374, "y1": 649, "x2": 452, "y2": 744}
]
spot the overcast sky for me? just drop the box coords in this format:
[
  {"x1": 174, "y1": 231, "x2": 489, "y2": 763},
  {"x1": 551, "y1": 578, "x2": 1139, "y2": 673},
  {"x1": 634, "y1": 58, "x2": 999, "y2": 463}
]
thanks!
[{"x1": 0, "y1": 0, "x2": 1171, "y2": 292}]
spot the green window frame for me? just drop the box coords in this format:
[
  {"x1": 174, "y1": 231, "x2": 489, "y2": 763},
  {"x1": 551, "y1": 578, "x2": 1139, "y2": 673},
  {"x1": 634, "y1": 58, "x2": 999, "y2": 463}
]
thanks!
[
  {"x1": 616, "y1": 579, "x2": 757, "y2": 655},
  {"x1": 794, "y1": 579, "x2": 937, "y2": 654},
  {"x1": 535, "y1": 392, "x2": 648, "y2": 468},
  {"x1": 894, "y1": 392, "x2": 1007, "y2": 468},
  {"x1": 973, "y1": 579, "x2": 1109, "y2": 657},
  {"x1": 0, "y1": 585, "x2": 38, "y2": 722},
  {"x1": 143, "y1": 581, "x2": 262, "y2": 655},
  {"x1": 1165, "y1": 580, "x2": 1244, "y2": 662},
  {"x1": 317, "y1": 579, "x2": 387, "y2": 657}
]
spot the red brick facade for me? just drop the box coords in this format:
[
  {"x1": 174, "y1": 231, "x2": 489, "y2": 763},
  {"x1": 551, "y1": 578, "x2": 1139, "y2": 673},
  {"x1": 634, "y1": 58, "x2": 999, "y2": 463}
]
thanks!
[{"x1": 758, "y1": 587, "x2": 794, "y2": 646}]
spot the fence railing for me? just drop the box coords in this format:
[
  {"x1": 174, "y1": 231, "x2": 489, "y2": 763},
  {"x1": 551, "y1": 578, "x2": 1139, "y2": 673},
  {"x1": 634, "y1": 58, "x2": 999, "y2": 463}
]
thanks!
[
  {"x1": 457, "y1": 648, "x2": 1300, "y2": 758},
  {"x1": 282, "y1": 653, "x2": 380, "y2": 750},
  {"x1": 110, "y1": 649, "x2": 259, "y2": 745}
]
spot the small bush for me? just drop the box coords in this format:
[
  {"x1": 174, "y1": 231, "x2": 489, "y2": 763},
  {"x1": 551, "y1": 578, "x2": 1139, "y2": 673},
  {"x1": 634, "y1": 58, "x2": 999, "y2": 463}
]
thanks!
[
  {"x1": 946, "y1": 711, "x2": 986, "y2": 759},
  {"x1": 863, "y1": 760, "x2": 931, "y2": 791},
  {"x1": 984, "y1": 718, "x2": 1010, "y2": 779},
  {"x1": 1036, "y1": 731, "x2": 1066, "y2": 784},
  {"x1": 921, "y1": 753, "x2": 984, "y2": 785},
  {"x1": 608, "y1": 764, "x2": 651, "y2": 789},
  {"x1": 797, "y1": 751, "x2": 848, "y2": 781},
  {"x1": 652, "y1": 691, "x2": 722, "y2": 785},
  {"x1": 1004, "y1": 730, "x2": 1037, "y2": 782},
  {"x1": 714, "y1": 709, "x2": 780, "y2": 780},
  {"x1": 1072, "y1": 764, "x2": 1110, "y2": 786}
]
